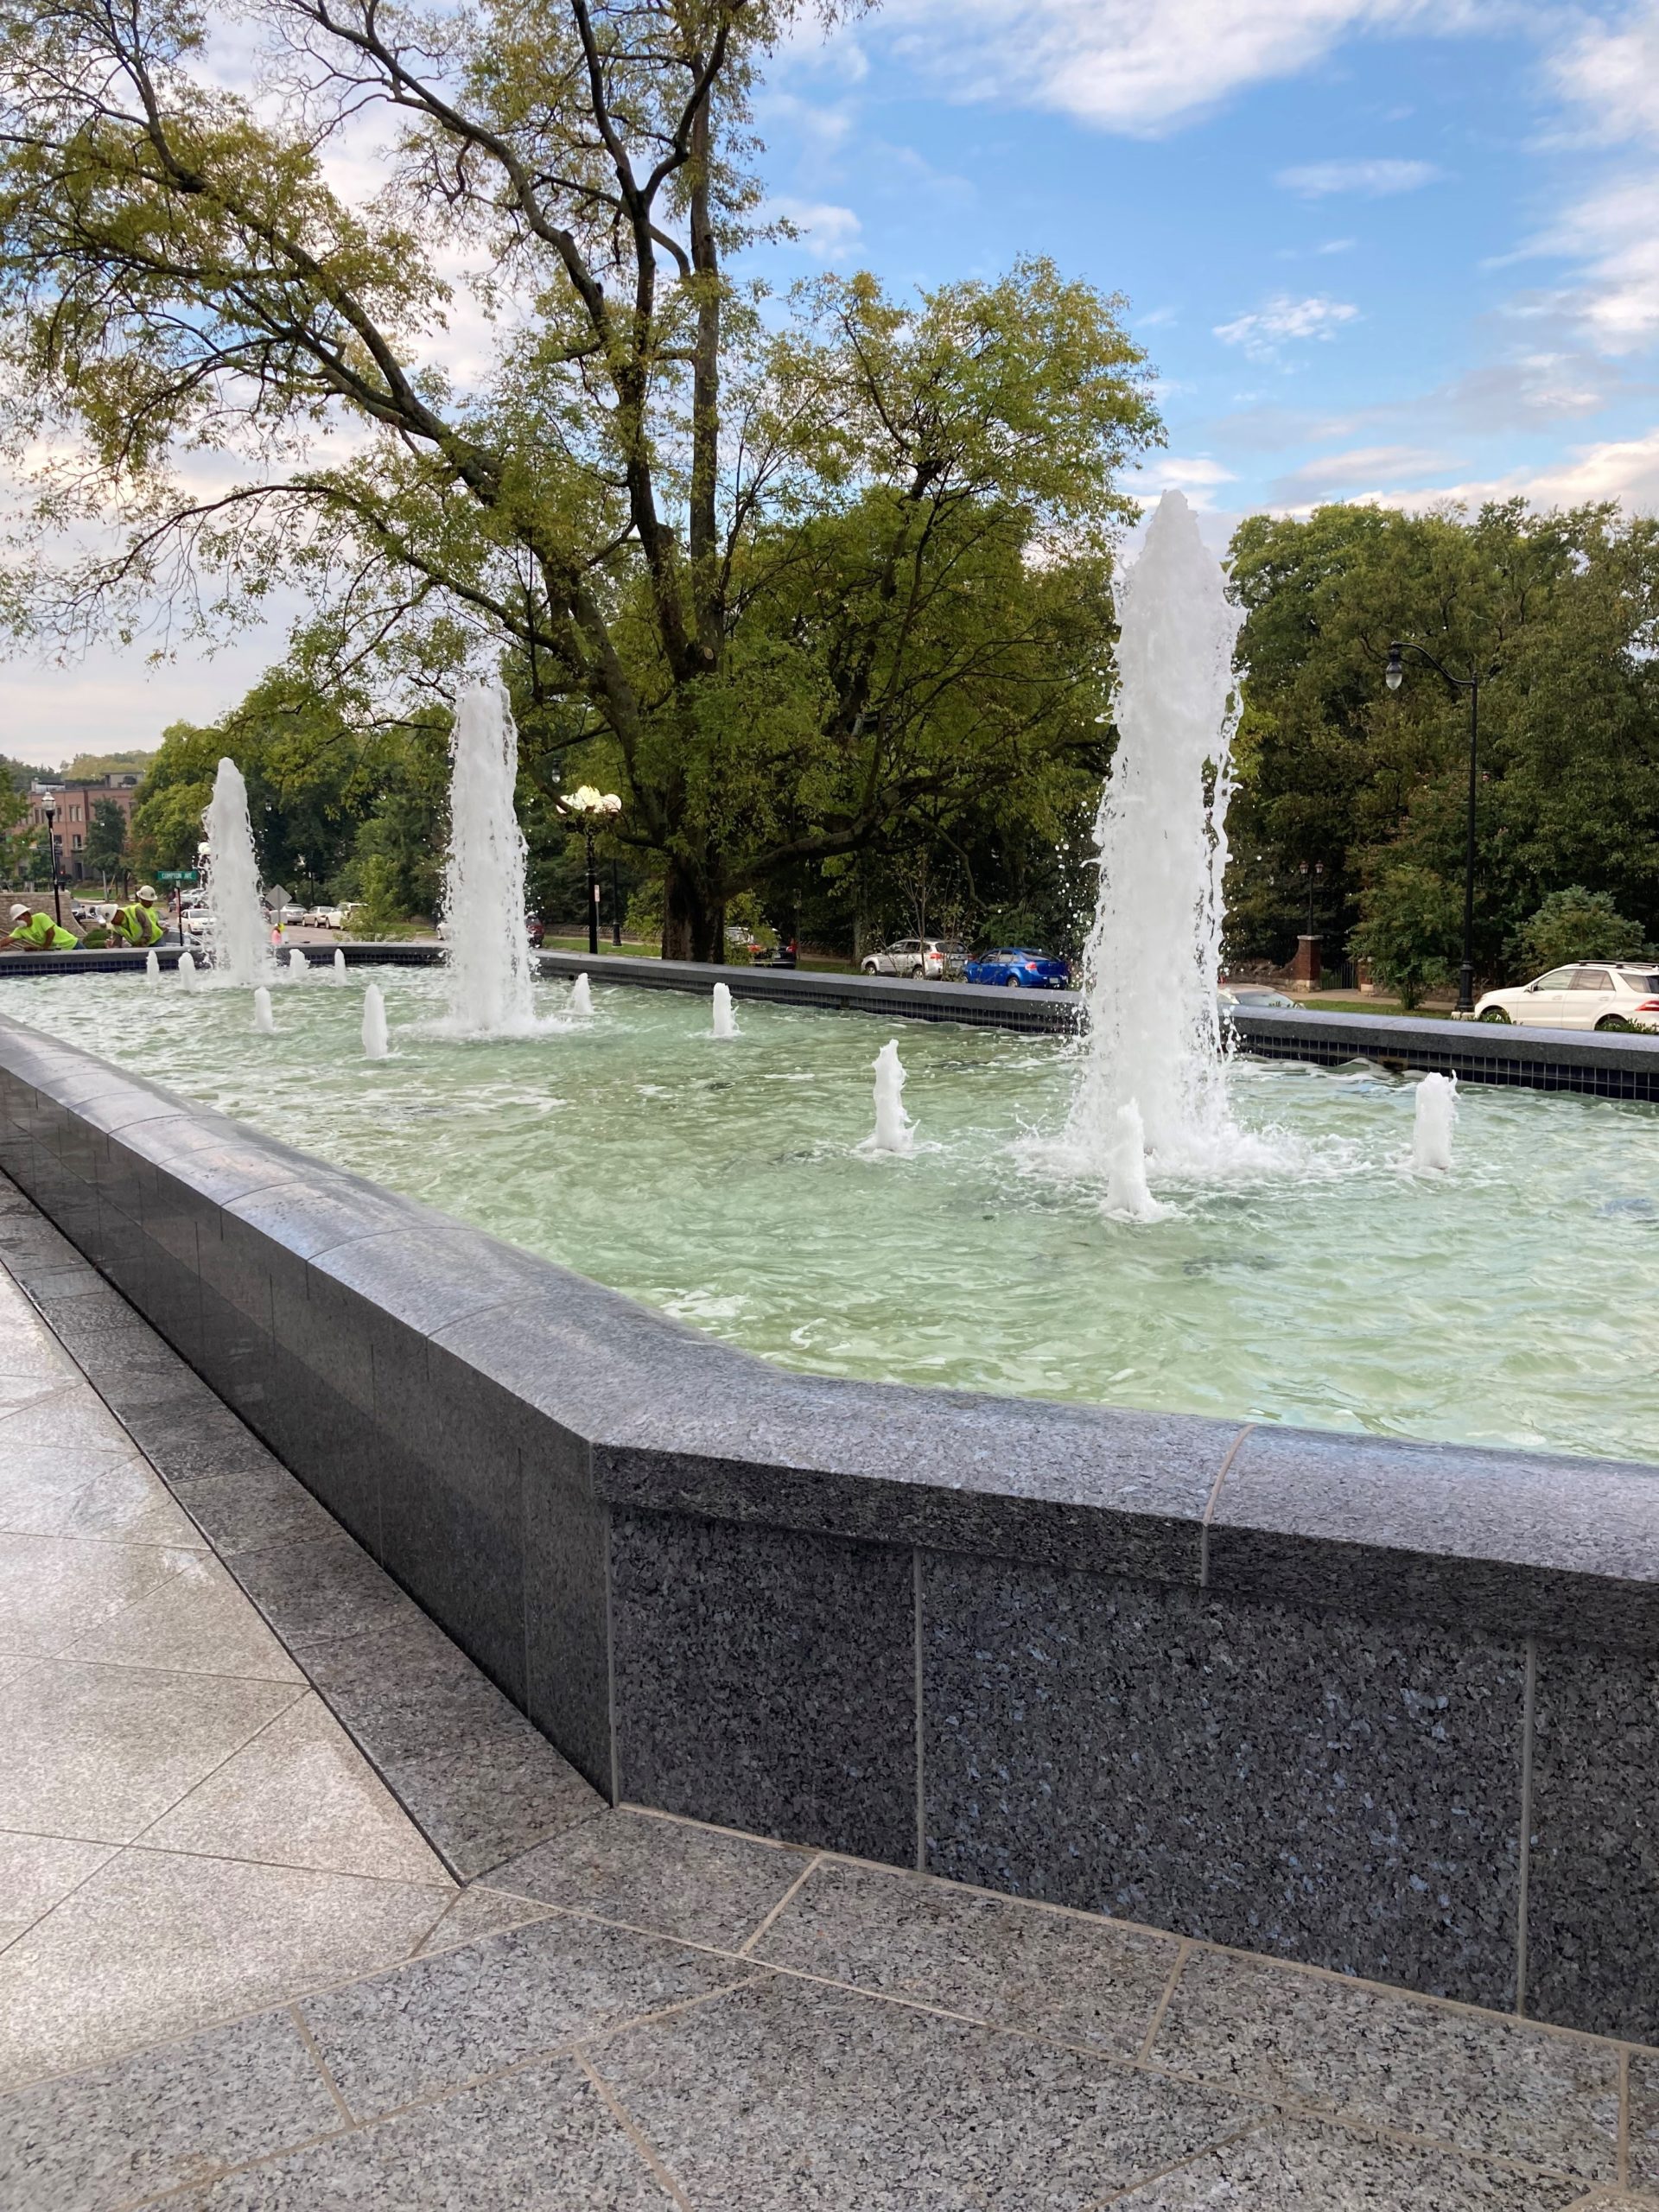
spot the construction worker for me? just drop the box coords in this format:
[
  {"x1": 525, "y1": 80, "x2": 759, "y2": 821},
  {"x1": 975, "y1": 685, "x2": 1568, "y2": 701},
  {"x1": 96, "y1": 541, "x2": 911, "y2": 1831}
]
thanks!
[
  {"x1": 110, "y1": 886, "x2": 164, "y2": 947},
  {"x1": 4, "y1": 903, "x2": 77, "y2": 950}
]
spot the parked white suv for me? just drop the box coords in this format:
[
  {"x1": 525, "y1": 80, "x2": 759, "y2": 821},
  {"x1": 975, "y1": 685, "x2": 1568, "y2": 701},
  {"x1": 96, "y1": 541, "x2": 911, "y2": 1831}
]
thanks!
[
  {"x1": 1475, "y1": 963, "x2": 1659, "y2": 1031},
  {"x1": 861, "y1": 938, "x2": 965, "y2": 980}
]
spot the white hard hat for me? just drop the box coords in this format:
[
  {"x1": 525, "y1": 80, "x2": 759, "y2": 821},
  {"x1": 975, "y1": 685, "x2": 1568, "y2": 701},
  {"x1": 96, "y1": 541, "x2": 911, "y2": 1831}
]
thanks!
[
  {"x1": 10, "y1": 904, "x2": 28, "y2": 920},
  {"x1": 137, "y1": 885, "x2": 157, "y2": 901}
]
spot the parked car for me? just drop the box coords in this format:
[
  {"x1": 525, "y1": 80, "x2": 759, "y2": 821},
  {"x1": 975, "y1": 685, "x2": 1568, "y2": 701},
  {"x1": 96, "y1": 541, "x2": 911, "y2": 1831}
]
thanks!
[
  {"x1": 963, "y1": 946, "x2": 1071, "y2": 989},
  {"x1": 861, "y1": 938, "x2": 966, "y2": 979},
  {"x1": 1219, "y1": 985, "x2": 1295, "y2": 1012},
  {"x1": 752, "y1": 943, "x2": 798, "y2": 969},
  {"x1": 1476, "y1": 963, "x2": 1659, "y2": 1030},
  {"x1": 181, "y1": 905, "x2": 210, "y2": 938}
]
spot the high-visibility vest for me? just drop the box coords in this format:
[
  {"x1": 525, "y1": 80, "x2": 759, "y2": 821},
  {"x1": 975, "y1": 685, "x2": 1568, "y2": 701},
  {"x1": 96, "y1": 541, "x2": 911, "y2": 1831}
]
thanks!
[
  {"x1": 7, "y1": 912, "x2": 77, "y2": 950},
  {"x1": 112, "y1": 902, "x2": 162, "y2": 946}
]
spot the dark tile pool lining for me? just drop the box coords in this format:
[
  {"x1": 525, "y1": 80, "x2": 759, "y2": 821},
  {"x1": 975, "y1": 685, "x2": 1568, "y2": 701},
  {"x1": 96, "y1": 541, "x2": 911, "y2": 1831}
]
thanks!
[{"x1": 2, "y1": 991, "x2": 1658, "y2": 2042}]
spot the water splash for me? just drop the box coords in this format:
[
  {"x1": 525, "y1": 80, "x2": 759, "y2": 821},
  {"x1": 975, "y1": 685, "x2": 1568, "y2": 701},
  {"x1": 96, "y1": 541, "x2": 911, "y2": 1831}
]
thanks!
[
  {"x1": 1065, "y1": 492, "x2": 1268, "y2": 1180},
  {"x1": 289, "y1": 948, "x2": 308, "y2": 979},
  {"x1": 1103, "y1": 1100, "x2": 1170, "y2": 1222},
  {"x1": 864, "y1": 1039, "x2": 915, "y2": 1154},
  {"x1": 176, "y1": 950, "x2": 197, "y2": 987},
  {"x1": 712, "y1": 982, "x2": 738, "y2": 1039},
  {"x1": 200, "y1": 759, "x2": 271, "y2": 987},
  {"x1": 1412, "y1": 1072, "x2": 1457, "y2": 1173},
  {"x1": 333, "y1": 948, "x2": 346, "y2": 983},
  {"x1": 570, "y1": 973, "x2": 594, "y2": 1020},
  {"x1": 253, "y1": 986, "x2": 275, "y2": 1034},
  {"x1": 362, "y1": 983, "x2": 389, "y2": 1059},
  {"x1": 144, "y1": 950, "x2": 160, "y2": 987},
  {"x1": 439, "y1": 682, "x2": 536, "y2": 1036}
]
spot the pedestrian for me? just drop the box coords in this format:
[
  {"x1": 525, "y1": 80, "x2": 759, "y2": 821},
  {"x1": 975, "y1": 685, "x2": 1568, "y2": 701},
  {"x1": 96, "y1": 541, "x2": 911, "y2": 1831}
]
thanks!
[
  {"x1": 110, "y1": 886, "x2": 164, "y2": 947},
  {"x1": 4, "y1": 903, "x2": 77, "y2": 950}
]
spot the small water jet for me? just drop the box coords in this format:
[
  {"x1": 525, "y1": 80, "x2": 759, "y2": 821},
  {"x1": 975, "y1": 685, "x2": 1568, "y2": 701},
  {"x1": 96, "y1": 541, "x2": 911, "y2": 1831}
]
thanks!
[
  {"x1": 1103, "y1": 1100, "x2": 1169, "y2": 1223},
  {"x1": 1066, "y1": 491, "x2": 1255, "y2": 1179},
  {"x1": 362, "y1": 984, "x2": 389, "y2": 1059},
  {"x1": 333, "y1": 949, "x2": 346, "y2": 983},
  {"x1": 1412, "y1": 1073, "x2": 1457, "y2": 1173},
  {"x1": 176, "y1": 950, "x2": 197, "y2": 987},
  {"x1": 289, "y1": 948, "x2": 308, "y2": 979},
  {"x1": 200, "y1": 759, "x2": 271, "y2": 987},
  {"x1": 570, "y1": 974, "x2": 594, "y2": 1020},
  {"x1": 865, "y1": 1039, "x2": 915, "y2": 1155},
  {"x1": 253, "y1": 986, "x2": 275, "y2": 1035},
  {"x1": 712, "y1": 982, "x2": 738, "y2": 1039},
  {"x1": 144, "y1": 950, "x2": 160, "y2": 987},
  {"x1": 440, "y1": 682, "x2": 535, "y2": 1035}
]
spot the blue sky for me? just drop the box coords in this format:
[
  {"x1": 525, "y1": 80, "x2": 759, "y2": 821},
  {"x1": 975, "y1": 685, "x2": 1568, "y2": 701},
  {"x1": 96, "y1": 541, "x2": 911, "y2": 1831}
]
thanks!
[
  {"x1": 10, "y1": 0, "x2": 1659, "y2": 757},
  {"x1": 745, "y1": 0, "x2": 1659, "y2": 542}
]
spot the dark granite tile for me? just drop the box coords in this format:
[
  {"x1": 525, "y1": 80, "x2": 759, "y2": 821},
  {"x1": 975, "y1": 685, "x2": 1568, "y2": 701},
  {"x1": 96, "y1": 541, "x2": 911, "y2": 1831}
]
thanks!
[
  {"x1": 196, "y1": 1278, "x2": 276, "y2": 1428},
  {"x1": 612, "y1": 1507, "x2": 915, "y2": 1865},
  {"x1": 257, "y1": 1338, "x2": 382, "y2": 1557},
  {"x1": 0, "y1": 2007, "x2": 340, "y2": 2211},
  {"x1": 232, "y1": 1532, "x2": 413, "y2": 1648},
  {"x1": 416, "y1": 1883, "x2": 559, "y2": 1955},
  {"x1": 1526, "y1": 1641, "x2": 1659, "y2": 2039},
  {"x1": 524, "y1": 1474, "x2": 611, "y2": 1796},
  {"x1": 753, "y1": 1855, "x2": 1179, "y2": 2057},
  {"x1": 192, "y1": 2054, "x2": 672, "y2": 2209},
  {"x1": 297, "y1": 1910, "x2": 747, "y2": 2117},
  {"x1": 490, "y1": 1807, "x2": 808, "y2": 1948},
  {"x1": 311, "y1": 1222, "x2": 541, "y2": 1340},
  {"x1": 222, "y1": 1173, "x2": 413, "y2": 1263},
  {"x1": 1108, "y1": 2113, "x2": 1583, "y2": 2209},
  {"x1": 922, "y1": 1553, "x2": 1527, "y2": 2007},
  {"x1": 1211, "y1": 1427, "x2": 1659, "y2": 1651},
  {"x1": 1149, "y1": 1944, "x2": 1619, "y2": 2181},
  {"x1": 170, "y1": 1464, "x2": 342, "y2": 1555},
  {"x1": 377, "y1": 1718, "x2": 603, "y2": 1880},
  {"x1": 591, "y1": 1974, "x2": 1256, "y2": 2211}
]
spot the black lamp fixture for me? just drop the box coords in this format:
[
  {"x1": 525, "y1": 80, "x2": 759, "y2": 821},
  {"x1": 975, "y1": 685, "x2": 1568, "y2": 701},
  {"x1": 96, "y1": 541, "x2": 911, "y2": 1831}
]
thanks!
[
  {"x1": 1381, "y1": 639, "x2": 1497, "y2": 1016},
  {"x1": 41, "y1": 798, "x2": 61, "y2": 926}
]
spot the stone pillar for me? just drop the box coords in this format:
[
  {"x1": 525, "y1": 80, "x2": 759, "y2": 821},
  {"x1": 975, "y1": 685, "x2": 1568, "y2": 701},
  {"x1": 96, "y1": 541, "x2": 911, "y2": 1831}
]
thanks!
[{"x1": 1288, "y1": 935, "x2": 1322, "y2": 991}]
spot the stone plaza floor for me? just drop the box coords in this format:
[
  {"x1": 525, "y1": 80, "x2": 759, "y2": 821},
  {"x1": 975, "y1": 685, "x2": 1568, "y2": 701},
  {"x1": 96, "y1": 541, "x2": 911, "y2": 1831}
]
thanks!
[{"x1": 1, "y1": 1173, "x2": 1656, "y2": 2209}]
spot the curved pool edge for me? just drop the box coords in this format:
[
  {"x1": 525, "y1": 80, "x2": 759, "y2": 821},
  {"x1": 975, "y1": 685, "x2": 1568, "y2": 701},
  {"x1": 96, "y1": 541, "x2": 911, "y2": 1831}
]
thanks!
[{"x1": 3, "y1": 1006, "x2": 1657, "y2": 2040}]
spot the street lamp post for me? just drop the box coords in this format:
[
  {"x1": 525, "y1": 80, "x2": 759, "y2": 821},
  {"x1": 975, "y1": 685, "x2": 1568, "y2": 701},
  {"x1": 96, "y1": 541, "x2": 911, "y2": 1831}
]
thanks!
[
  {"x1": 1383, "y1": 640, "x2": 1497, "y2": 1018},
  {"x1": 562, "y1": 786, "x2": 623, "y2": 955},
  {"x1": 41, "y1": 800, "x2": 60, "y2": 925}
]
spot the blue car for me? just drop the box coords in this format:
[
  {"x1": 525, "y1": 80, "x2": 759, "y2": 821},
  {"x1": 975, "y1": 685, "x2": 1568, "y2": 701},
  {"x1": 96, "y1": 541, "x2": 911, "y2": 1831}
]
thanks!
[{"x1": 963, "y1": 946, "x2": 1071, "y2": 989}]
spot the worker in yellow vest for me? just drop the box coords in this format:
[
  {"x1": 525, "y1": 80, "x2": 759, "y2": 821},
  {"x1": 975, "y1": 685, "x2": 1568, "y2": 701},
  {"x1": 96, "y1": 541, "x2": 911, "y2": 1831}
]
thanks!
[
  {"x1": 110, "y1": 887, "x2": 164, "y2": 947},
  {"x1": 4, "y1": 903, "x2": 77, "y2": 950}
]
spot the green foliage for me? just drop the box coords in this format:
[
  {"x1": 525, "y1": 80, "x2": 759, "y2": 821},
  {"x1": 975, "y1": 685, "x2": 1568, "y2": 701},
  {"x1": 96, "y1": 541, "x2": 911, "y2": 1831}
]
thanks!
[
  {"x1": 1348, "y1": 864, "x2": 1460, "y2": 1008},
  {"x1": 1515, "y1": 887, "x2": 1649, "y2": 973},
  {"x1": 1226, "y1": 500, "x2": 1659, "y2": 982},
  {"x1": 84, "y1": 799, "x2": 127, "y2": 877}
]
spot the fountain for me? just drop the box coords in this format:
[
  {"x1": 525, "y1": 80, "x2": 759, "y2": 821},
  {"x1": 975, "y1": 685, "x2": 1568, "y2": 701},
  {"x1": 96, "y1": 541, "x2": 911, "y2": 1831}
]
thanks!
[
  {"x1": 865, "y1": 1039, "x2": 915, "y2": 1154},
  {"x1": 712, "y1": 982, "x2": 738, "y2": 1039},
  {"x1": 570, "y1": 974, "x2": 594, "y2": 1020},
  {"x1": 362, "y1": 983, "x2": 389, "y2": 1059},
  {"x1": 176, "y1": 950, "x2": 197, "y2": 987},
  {"x1": 144, "y1": 950, "x2": 160, "y2": 987},
  {"x1": 200, "y1": 759, "x2": 271, "y2": 987},
  {"x1": 439, "y1": 682, "x2": 536, "y2": 1036},
  {"x1": 1412, "y1": 1072, "x2": 1457, "y2": 1172},
  {"x1": 1065, "y1": 491, "x2": 1258, "y2": 1181},
  {"x1": 289, "y1": 948, "x2": 308, "y2": 978},
  {"x1": 253, "y1": 986, "x2": 275, "y2": 1034},
  {"x1": 333, "y1": 949, "x2": 346, "y2": 983},
  {"x1": 1103, "y1": 1100, "x2": 1168, "y2": 1222}
]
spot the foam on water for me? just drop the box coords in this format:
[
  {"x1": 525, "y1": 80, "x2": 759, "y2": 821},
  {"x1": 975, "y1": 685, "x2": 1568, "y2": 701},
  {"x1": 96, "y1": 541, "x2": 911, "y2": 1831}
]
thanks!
[{"x1": 1413, "y1": 1072, "x2": 1458, "y2": 1172}]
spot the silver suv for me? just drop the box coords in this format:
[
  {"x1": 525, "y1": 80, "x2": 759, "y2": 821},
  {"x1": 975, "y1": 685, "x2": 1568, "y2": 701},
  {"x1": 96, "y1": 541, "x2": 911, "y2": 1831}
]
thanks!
[{"x1": 861, "y1": 938, "x2": 966, "y2": 980}]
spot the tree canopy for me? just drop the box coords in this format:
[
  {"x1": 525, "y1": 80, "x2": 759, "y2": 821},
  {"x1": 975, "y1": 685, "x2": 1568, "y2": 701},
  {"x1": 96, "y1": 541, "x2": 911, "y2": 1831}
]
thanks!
[{"x1": 0, "y1": 0, "x2": 1159, "y2": 955}]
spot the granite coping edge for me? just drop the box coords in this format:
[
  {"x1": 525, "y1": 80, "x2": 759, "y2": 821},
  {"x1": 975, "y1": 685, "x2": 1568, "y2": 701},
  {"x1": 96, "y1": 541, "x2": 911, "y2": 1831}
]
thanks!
[{"x1": 3, "y1": 1011, "x2": 1657, "y2": 1643}]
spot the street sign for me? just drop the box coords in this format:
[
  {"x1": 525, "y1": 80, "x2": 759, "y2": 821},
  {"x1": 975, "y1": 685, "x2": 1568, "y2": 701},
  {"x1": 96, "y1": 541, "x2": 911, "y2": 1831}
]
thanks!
[{"x1": 155, "y1": 870, "x2": 199, "y2": 884}]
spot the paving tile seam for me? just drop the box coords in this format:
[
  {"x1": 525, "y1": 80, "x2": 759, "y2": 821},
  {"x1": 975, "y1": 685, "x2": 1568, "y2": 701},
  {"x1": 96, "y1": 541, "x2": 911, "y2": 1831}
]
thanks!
[
  {"x1": 734, "y1": 1851, "x2": 824, "y2": 1956},
  {"x1": 405, "y1": 1891, "x2": 555, "y2": 1960},
  {"x1": 573, "y1": 2044, "x2": 694, "y2": 2209},
  {"x1": 1086, "y1": 2114, "x2": 1268, "y2": 2209},
  {"x1": 287, "y1": 2002, "x2": 356, "y2": 2129},
  {"x1": 1619, "y1": 2044, "x2": 1631, "y2": 2190},
  {"x1": 110, "y1": 1837, "x2": 457, "y2": 1892},
  {"x1": 1134, "y1": 1936, "x2": 1192, "y2": 2064},
  {"x1": 119, "y1": 1682, "x2": 315, "y2": 1854},
  {"x1": 0, "y1": 1840, "x2": 118, "y2": 1964}
]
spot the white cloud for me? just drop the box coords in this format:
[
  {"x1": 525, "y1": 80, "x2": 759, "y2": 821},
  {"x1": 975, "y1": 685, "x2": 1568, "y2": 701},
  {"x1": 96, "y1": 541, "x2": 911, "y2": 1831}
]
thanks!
[
  {"x1": 1522, "y1": 175, "x2": 1659, "y2": 355},
  {"x1": 1214, "y1": 294, "x2": 1360, "y2": 359},
  {"x1": 1274, "y1": 157, "x2": 1445, "y2": 196},
  {"x1": 1270, "y1": 443, "x2": 1460, "y2": 499},
  {"x1": 1548, "y1": 5, "x2": 1659, "y2": 148},
  {"x1": 879, "y1": 0, "x2": 1467, "y2": 137},
  {"x1": 1371, "y1": 427, "x2": 1659, "y2": 513},
  {"x1": 766, "y1": 197, "x2": 864, "y2": 257},
  {"x1": 1128, "y1": 454, "x2": 1239, "y2": 508}
]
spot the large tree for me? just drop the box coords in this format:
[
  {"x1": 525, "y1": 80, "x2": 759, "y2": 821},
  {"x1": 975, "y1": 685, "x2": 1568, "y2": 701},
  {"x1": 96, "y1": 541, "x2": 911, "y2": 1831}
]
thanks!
[{"x1": 0, "y1": 0, "x2": 1157, "y2": 956}]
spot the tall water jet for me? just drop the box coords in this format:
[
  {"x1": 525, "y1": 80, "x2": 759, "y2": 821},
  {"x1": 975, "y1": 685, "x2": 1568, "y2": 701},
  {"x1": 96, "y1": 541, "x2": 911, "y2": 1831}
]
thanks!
[
  {"x1": 289, "y1": 947, "x2": 308, "y2": 979},
  {"x1": 712, "y1": 982, "x2": 738, "y2": 1039},
  {"x1": 1066, "y1": 491, "x2": 1247, "y2": 1176},
  {"x1": 333, "y1": 948, "x2": 346, "y2": 983},
  {"x1": 176, "y1": 950, "x2": 197, "y2": 987},
  {"x1": 144, "y1": 949, "x2": 160, "y2": 987},
  {"x1": 253, "y1": 986, "x2": 275, "y2": 1034},
  {"x1": 570, "y1": 973, "x2": 594, "y2": 1020},
  {"x1": 440, "y1": 682, "x2": 535, "y2": 1035},
  {"x1": 1103, "y1": 1100, "x2": 1168, "y2": 1223},
  {"x1": 866, "y1": 1039, "x2": 915, "y2": 1155},
  {"x1": 362, "y1": 984, "x2": 389, "y2": 1059},
  {"x1": 200, "y1": 758, "x2": 270, "y2": 987},
  {"x1": 1412, "y1": 1072, "x2": 1457, "y2": 1173}
]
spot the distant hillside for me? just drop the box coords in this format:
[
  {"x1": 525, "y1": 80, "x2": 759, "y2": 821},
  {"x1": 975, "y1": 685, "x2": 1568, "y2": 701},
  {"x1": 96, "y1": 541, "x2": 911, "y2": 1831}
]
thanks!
[{"x1": 57, "y1": 750, "x2": 156, "y2": 779}]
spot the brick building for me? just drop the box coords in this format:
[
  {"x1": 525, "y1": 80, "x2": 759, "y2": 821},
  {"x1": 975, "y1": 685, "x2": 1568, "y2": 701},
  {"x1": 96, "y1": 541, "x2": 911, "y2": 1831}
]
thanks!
[{"x1": 25, "y1": 772, "x2": 143, "y2": 881}]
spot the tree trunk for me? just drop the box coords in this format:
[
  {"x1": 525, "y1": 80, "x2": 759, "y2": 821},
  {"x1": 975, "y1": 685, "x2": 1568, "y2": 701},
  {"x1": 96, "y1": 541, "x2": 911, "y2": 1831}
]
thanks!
[{"x1": 661, "y1": 861, "x2": 723, "y2": 962}]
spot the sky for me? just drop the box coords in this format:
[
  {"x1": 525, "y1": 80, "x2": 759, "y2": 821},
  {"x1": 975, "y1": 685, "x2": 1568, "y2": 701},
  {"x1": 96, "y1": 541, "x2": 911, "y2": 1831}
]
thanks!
[{"x1": 7, "y1": 0, "x2": 1659, "y2": 762}]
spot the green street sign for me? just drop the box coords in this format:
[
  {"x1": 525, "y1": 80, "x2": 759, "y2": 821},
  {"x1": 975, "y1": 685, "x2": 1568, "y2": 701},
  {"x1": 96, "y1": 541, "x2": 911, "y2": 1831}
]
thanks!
[{"x1": 155, "y1": 870, "x2": 200, "y2": 884}]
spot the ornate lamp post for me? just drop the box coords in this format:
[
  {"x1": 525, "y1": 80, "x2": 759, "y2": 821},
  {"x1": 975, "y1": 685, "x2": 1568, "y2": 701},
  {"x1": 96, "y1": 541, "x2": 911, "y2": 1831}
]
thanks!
[
  {"x1": 1383, "y1": 641, "x2": 1497, "y2": 1018},
  {"x1": 41, "y1": 798, "x2": 60, "y2": 925},
  {"x1": 562, "y1": 786, "x2": 622, "y2": 955}
]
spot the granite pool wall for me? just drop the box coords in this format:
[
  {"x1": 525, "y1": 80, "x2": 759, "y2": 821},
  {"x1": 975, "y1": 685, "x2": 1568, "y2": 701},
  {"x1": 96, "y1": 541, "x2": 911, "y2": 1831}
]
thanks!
[{"x1": 3, "y1": 1007, "x2": 1659, "y2": 2041}]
